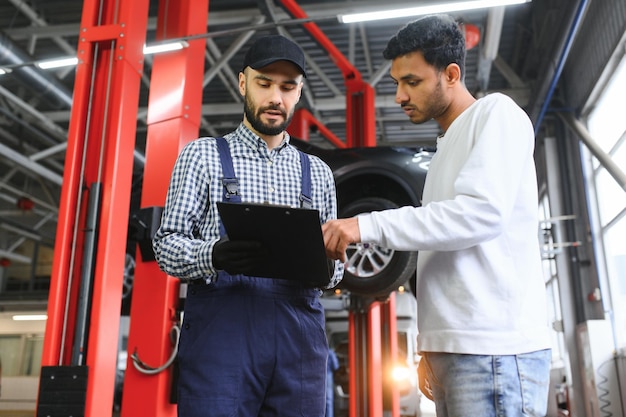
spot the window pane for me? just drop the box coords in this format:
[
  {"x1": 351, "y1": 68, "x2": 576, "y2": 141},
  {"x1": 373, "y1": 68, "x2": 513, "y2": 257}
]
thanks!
[
  {"x1": 585, "y1": 54, "x2": 626, "y2": 352},
  {"x1": 0, "y1": 336, "x2": 23, "y2": 376},
  {"x1": 20, "y1": 335, "x2": 44, "y2": 376},
  {"x1": 605, "y1": 218, "x2": 626, "y2": 347},
  {"x1": 595, "y1": 167, "x2": 626, "y2": 226},
  {"x1": 588, "y1": 59, "x2": 626, "y2": 152}
]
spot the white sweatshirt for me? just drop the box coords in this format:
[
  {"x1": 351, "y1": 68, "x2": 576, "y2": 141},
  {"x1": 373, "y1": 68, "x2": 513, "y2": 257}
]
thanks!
[{"x1": 358, "y1": 93, "x2": 551, "y2": 355}]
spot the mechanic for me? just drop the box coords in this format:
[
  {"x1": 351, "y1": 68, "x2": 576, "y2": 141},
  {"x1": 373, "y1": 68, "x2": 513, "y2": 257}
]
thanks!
[
  {"x1": 153, "y1": 34, "x2": 343, "y2": 417},
  {"x1": 322, "y1": 14, "x2": 551, "y2": 417}
]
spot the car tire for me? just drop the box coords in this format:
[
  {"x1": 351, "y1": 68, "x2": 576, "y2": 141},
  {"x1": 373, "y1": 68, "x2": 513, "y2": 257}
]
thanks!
[
  {"x1": 338, "y1": 198, "x2": 417, "y2": 298},
  {"x1": 120, "y1": 250, "x2": 135, "y2": 316}
]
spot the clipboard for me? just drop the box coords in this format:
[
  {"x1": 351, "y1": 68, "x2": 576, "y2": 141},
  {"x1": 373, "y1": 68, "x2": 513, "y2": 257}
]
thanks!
[{"x1": 216, "y1": 201, "x2": 332, "y2": 287}]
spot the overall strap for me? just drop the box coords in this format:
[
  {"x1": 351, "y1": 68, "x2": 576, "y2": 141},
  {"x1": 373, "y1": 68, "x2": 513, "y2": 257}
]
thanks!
[
  {"x1": 298, "y1": 151, "x2": 313, "y2": 209},
  {"x1": 217, "y1": 136, "x2": 312, "y2": 209},
  {"x1": 215, "y1": 137, "x2": 241, "y2": 203},
  {"x1": 215, "y1": 137, "x2": 239, "y2": 238}
]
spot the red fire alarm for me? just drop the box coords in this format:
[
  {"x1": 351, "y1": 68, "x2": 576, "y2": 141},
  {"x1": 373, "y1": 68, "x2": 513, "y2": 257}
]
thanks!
[
  {"x1": 464, "y1": 23, "x2": 481, "y2": 50},
  {"x1": 0, "y1": 258, "x2": 11, "y2": 267},
  {"x1": 16, "y1": 196, "x2": 35, "y2": 211}
]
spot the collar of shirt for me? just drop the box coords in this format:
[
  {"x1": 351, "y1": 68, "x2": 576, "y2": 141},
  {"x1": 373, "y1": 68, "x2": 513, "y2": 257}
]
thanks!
[{"x1": 234, "y1": 123, "x2": 291, "y2": 154}]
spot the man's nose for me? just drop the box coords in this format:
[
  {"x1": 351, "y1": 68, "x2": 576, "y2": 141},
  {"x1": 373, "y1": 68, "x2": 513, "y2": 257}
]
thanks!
[
  {"x1": 395, "y1": 86, "x2": 408, "y2": 104},
  {"x1": 268, "y1": 85, "x2": 283, "y2": 105}
]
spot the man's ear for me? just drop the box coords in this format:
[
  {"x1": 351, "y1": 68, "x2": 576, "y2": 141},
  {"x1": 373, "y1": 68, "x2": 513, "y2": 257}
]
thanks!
[
  {"x1": 444, "y1": 63, "x2": 462, "y2": 85},
  {"x1": 238, "y1": 71, "x2": 246, "y2": 96}
]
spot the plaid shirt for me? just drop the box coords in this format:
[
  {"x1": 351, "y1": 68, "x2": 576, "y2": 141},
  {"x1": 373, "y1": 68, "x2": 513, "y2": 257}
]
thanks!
[{"x1": 153, "y1": 123, "x2": 343, "y2": 289}]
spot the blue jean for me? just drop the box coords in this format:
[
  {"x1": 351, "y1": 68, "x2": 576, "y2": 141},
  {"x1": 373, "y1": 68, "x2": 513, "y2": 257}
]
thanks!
[{"x1": 420, "y1": 349, "x2": 551, "y2": 417}]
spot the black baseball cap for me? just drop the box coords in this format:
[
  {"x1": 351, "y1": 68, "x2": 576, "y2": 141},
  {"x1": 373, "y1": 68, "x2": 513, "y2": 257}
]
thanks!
[{"x1": 242, "y1": 35, "x2": 307, "y2": 78}]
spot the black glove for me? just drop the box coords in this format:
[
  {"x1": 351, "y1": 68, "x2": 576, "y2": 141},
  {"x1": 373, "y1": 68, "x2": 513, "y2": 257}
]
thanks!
[{"x1": 212, "y1": 238, "x2": 267, "y2": 275}]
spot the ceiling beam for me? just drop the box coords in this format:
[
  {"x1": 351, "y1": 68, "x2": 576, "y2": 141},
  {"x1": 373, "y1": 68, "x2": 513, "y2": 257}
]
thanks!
[
  {"x1": 0, "y1": 248, "x2": 31, "y2": 264},
  {"x1": 0, "y1": 142, "x2": 64, "y2": 185}
]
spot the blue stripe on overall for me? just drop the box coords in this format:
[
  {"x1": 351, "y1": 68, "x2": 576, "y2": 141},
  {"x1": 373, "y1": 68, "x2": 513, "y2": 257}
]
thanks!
[{"x1": 177, "y1": 138, "x2": 328, "y2": 417}]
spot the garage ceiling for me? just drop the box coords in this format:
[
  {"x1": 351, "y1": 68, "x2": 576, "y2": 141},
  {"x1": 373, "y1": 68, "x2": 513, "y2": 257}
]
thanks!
[{"x1": 0, "y1": 0, "x2": 579, "y2": 301}]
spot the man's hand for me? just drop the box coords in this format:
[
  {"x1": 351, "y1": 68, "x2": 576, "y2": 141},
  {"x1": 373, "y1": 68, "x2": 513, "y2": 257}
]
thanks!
[
  {"x1": 212, "y1": 238, "x2": 267, "y2": 275},
  {"x1": 322, "y1": 217, "x2": 360, "y2": 262}
]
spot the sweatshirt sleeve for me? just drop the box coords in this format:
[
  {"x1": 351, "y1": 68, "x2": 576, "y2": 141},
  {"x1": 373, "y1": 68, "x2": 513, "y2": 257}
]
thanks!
[{"x1": 358, "y1": 95, "x2": 536, "y2": 252}]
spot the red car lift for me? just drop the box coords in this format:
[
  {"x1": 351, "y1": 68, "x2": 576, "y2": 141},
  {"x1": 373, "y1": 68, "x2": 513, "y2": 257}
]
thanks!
[
  {"x1": 348, "y1": 293, "x2": 401, "y2": 417},
  {"x1": 39, "y1": 0, "x2": 151, "y2": 415}
]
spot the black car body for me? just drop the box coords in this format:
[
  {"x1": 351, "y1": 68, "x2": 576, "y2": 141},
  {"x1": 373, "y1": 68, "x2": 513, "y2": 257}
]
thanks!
[{"x1": 291, "y1": 138, "x2": 434, "y2": 297}]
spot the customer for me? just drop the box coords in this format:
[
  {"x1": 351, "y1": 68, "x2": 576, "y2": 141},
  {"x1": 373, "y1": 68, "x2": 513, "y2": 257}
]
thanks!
[
  {"x1": 153, "y1": 34, "x2": 343, "y2": 417},
  {"x1": 322, "y1": 14, "x2": 551, "y2": 417}
]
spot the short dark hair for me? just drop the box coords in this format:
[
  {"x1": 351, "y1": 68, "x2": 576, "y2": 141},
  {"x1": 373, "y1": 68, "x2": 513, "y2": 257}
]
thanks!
[{"x1": 383, "y1": 14, "x2": 466, "y2": 79}]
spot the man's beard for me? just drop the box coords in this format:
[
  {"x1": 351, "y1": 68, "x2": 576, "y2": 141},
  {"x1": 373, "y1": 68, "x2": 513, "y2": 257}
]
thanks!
[
  {"x1": 244, "y1": 94, "x2": 294, "y2": 136},
  {"x1": 407, "y1": 79, "x2": 448, "y2": 125}
]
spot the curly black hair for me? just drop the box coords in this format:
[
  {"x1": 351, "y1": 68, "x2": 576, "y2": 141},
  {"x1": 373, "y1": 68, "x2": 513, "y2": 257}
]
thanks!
[{"x1": 383, "y1": 14, "x2": 466, "y2": 79}]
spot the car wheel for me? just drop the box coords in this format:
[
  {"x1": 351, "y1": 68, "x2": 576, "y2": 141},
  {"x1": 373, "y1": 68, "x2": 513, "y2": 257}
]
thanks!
[
  {"x1": 338, "y1": 198, "x2": 417, "y2": 297},
  {"x1": 121, "y1": 251, "x2": 135, "y2": 315}
]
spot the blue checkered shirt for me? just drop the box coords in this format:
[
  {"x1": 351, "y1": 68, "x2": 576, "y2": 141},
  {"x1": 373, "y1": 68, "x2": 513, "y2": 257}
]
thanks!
[{"x1": 152, "y1": 123, "x2": 343, "y2": 289}]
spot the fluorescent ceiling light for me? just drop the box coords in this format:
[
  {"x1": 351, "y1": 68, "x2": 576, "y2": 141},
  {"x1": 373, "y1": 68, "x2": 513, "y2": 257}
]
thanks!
[
  {"x1": 3, "y1": 40, "x2": 188, "y2": 74},
  {"x1": 338, "y1": 0, "x2": 531, "y2": 23},
  {"x1": 36, "y1": 57, "x2": 79, "y2": 70},
  {"x1": 29, "y1": 41, "x2": 188, "y2": 71},
  {"x1": 12, "y1": 314, "x2": 48, "y2": 321},
  {"x1": 143, "y1": 41, "x2": 188, "y2": 55}
]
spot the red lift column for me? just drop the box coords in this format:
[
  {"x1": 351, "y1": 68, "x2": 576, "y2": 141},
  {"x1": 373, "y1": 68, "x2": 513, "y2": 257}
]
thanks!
[
  {"x1": 290, "y1": 108, "x2": 347, "y2": 148},
  {"x1": 279, "y1": 0, "x2": 376, "y2": 148},
  {"x1": 349, "y1": 298, "x2": 384, "y2": 417},
  {"x1": 40, "y1": 0, "x2": 150, "y2": 415},
  {"x1": 121, "y1": 1, "x2": 208, "y2": 416},
  {"x1": 380, "y1": 293, "x2": 401, "y2": 417}
]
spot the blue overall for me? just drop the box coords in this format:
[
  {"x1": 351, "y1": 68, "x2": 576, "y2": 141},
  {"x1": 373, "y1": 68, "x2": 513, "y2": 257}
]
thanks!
[{"x1": 177, "y1": 138, "x2": 328, "y2": 417}]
